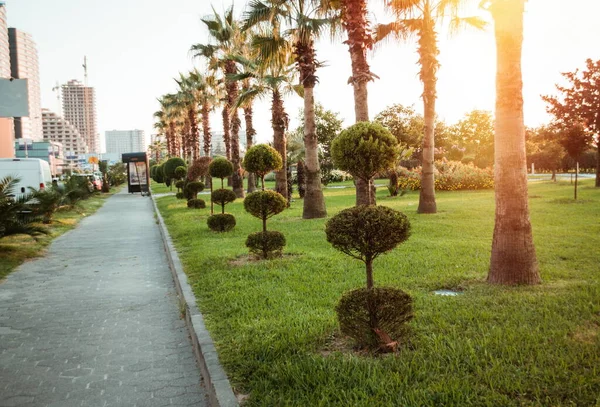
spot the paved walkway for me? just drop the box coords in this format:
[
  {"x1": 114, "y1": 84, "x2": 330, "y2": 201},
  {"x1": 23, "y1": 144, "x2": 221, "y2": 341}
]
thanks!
[{"x1": 0, "y1": 190, "x2": 207, "y2": 407}]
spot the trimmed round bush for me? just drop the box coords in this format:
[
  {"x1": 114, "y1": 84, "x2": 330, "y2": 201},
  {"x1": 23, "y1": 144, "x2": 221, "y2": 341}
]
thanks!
[
  {"x1": 187, "y1": 198, "x2": 206, "y2": 209},
  {"x1": 209, "y1": 157, "x2": 234, "y2": 179},
  {"x1": 211, "y1": 188, "x2": 237, "y2": 212},
  {"x1": 244, "y1": 191, "x2": 286, "y2": 221},
  {"x1": 175, "y1": 180, "x2": 185, "y2": 189},
  {"x1": 207, "y1": 213, "x2": 236, "y2": 232},
  {"x1": 243, "y1": 144, "x2": 282, "y2": 178},
  {"x1": 175, "y1": 192, "x2": 185, "y2": 200},
  {"x1": 187, "y1": 157, "x2": 212, "y2": 181},
  {"x1": 152, "y1": 164, "x2": 165, "y2": 183},
  {"x1": 163, "y1": 157, "x2": 186, "y2": 180},
  {"x1": 331, "y1": 122, "x2": 399, "y2": 181},
  {"x1": 245, "y1": 231, "x2": 286, "y2": 259},
  {"x1": 186, "y1": 181, "x2": 205, "y2": 199},
  {"x1": 174, "y1": 166, "x2": 187, "y2": 180},
  {"x1": 150, "y1": 164, "x2": 158, "y2": 179},
  {"x1": 325, "y1": 205, "x2": 410, "y2": 266},
  {"x1": 336, "y1": 287, "x2": 413, "y2": 349}
]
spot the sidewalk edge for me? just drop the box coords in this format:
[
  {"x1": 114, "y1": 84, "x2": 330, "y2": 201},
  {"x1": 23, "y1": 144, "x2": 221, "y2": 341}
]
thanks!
[{"x1": 151, "y1": 195, "x2": 239, "y2": 407}]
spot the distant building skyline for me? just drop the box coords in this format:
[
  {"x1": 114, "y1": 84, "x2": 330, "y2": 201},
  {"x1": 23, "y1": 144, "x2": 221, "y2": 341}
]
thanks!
[
  {"x1": 42, "y1": 108, "x2": 88, "y2": 168},
  {"x1": 62, "y1": 79, "x2": 99, "y2": 153},
  {"x1": 105, "y1": 129, "x2": 145, "y2": 156},
  {"x1": 9, "y1": 27, "x2": 42, "y2": 141},
  {"x1": 0, "y1": 1, "x2": 14, "y2": 158}
]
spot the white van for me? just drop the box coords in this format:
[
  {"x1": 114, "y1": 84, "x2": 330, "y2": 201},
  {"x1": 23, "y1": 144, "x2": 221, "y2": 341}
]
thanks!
[{"x1": 0, "y1": 158, "x2": 53, "y2": 198}]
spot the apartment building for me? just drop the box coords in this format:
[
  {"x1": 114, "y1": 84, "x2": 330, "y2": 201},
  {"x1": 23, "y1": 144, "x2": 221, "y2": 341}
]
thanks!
[
  {"x1": 105, "y1": 129, "x2": 145, "y2": 156},
  {"x1": 62, "y1": 80, "x2": 99, "y2": 153},
  {"x1": 0, "y1": 1, "x2": 14, "y2": 158},
  {"x1": 42, "y1": 109, "x2": 89, "y2": 168}
]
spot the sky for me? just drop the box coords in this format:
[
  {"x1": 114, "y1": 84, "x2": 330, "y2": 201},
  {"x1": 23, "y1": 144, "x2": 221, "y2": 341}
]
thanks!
[{"x1": 5, "y1": 0, "x2": 600, "y2": 152}]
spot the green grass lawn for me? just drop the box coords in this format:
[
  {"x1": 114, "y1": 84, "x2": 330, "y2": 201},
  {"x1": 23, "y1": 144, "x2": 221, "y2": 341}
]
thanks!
[
  {"x1": 154, "y1": 179, "x2": 600, "y2": 406},
  {"x1": 0, "y1": 187, "x2": 121, "y2": 281}
]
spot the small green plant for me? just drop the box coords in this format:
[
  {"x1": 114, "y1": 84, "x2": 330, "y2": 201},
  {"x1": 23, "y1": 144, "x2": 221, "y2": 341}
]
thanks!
[
  {"x1": 245, "y1": 231, "x2": 286, "y2": 259},
  {"x1": 209, "y1": 157, "x2": 234, "y2": 188},
  {"x1": 0, "y1": 176, "x2": 48, "y2": 239},
  {"x1": 175, "y1": 192, "x2": 185, "y2": 200},
  {"x1": 187, "y1": 198, "x2": 206, "y2": 209},
  {"x1": 207, "y1": 213, "x2": 236, "y2": 232},
  {"x1": 325, "y1": 205, "x2": 411, "y2": 350},
  {"x1": 175, "y1": 180, "x2": 185, "y2": 191},
  {"x1": 243, "y1": 144, "x2": 283, "y2": 190}
]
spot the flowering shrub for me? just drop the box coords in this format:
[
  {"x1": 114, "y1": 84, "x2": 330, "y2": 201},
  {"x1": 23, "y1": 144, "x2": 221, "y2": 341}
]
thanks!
[
  {"x1": 325, "y1": 169, "x2": 353, "y2": 184},
  {"x1": 398, "y1": 160, "x2": 494, "y2": 191}
]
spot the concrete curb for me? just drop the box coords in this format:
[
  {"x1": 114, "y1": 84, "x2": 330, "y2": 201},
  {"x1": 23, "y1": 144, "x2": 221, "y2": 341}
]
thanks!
[{"x1": 151, "y1": 195, "x2": 239, "y2": 407}]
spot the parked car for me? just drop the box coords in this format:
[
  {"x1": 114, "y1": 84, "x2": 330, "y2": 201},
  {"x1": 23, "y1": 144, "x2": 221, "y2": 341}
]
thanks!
[
  {"x1": 71, "y1": 173, "x2": 102, "y2": 192},
  {"x1": 0, "y1": 158, "x2": 53, "y2": 199}
]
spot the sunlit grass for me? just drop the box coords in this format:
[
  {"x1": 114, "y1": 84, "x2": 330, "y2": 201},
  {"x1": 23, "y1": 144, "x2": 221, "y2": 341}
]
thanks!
[
  {"x1": 0, "y1": 187, "x2": 121, "y2": 281},
  {"x1": 156, "y1": 179, "x2": 600, "y2": 406}
]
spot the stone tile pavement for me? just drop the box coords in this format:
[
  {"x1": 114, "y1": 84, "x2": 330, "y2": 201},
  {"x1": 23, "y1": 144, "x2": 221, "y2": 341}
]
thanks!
[{"x1": 0, "y1": 190, "x2": 207, "y2": 407}]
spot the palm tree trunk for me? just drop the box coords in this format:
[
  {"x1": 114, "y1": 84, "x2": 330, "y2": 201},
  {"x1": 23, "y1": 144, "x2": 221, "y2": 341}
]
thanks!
[
  {"x1": 189, "y1": 108, "x2": 200, "y2": 161},
  {"x1": 272, "y1": 90, "x2": 288, "y2": 202},
  {"x1": 417, "y1": 15, "x2": 438, "y2": 214},
  {"x1": 341, "y1": 0, "x2": 375, "y2": 206},
  {"x1": 488, "y1": 0, "x2": 540, "y2": 285},
  {"x1": 226, "y1": 61, "x2": 244, "y2": 198},
  {"x1": 221, "y1": 107, "x2": 231, "y2": 160},
  {"x1": 302, "y1": 87, "x2": 327, "y2": 218},
  {"x1": 202, "y1": 102, "x2": 211, "y2": 157},
  {"x1": 244, "y1": 104, "x2": 257, "y2": 194}
]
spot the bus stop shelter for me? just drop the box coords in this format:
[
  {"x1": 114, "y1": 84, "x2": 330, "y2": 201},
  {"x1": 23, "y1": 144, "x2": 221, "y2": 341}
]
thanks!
[{"x1": 122, "y1": 152, "x2": 149, "y2": 195}]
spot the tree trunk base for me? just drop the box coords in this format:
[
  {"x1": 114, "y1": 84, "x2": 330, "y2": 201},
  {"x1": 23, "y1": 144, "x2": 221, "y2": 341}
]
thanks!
[{"x1": 302, "y1": 169, "x2": 327, "y2": 219}]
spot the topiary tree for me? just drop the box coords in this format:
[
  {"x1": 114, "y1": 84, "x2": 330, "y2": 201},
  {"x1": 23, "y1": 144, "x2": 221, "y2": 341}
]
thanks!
[
  {"x1": 174, "y1": 165, "x2": 187, "y2": 180},
  {"x1": 163, "y1": 157, "x2": 186, "y2": 189},
  {"x1": 325, "y1": 205, "x2": 412, "y2": 350},
  {"x1": 331, "y1": 122, "x2": 399, "y2": 205},
  {"x1": 152, "y1": 164, "x2": 165, "y2": 184},
  {"x1": 187, "y1": 156, "x2": 212, "y2": 186},
  {"x1": 185, "y1": 181, "x2": 204, "y2": 200},
  {"x1": 243, "y1": 144, "x2": 283, "y2": 191},
  {"x1": 187, "y1": 198, "x2": 206, "y2": 209},
  {"x1": 207, "y1": 213, "x2": 236, "y2": 232},
  {"x1": 175, "y1": 180, "x2": 185, "y2": 193},
  {"x1": 244, "y1": 190, "x2": 286, "y2": 259},
  {"x1": 211, "y1": 188, "x2": 236, "y2": 214},
  {"x1": 208, "y1": 157, "x2": 234, "y2": 215}
]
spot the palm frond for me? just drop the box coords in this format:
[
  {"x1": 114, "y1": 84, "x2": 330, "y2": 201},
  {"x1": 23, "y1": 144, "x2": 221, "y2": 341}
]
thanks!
[{"x1": 448, "y1": 15, "x2": 487, "y2": 36}]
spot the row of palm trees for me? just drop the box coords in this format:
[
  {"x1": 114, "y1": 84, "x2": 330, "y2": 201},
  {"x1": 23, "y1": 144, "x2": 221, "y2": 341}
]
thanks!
[{"x1": 153, "y1": 0, "x2": 538, "y2": 284}]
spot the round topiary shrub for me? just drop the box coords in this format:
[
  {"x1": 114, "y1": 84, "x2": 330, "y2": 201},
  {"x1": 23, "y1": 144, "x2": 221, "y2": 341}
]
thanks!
[
  {"x1": 187, "y1": 198, "x2": 206, "y2": 209},
  {"x1": 175, "y1": 192, "x2": 185, "y2": 200},
  {"x1": 165, "y1": 177, "x2": 172, "y2": 187},
  {"x1": 152, "y1": 164, "x2": 165, "y2": 183},
  {"x1": 187, "y1": 157, "x2": 212, "y2": 181},
  {"x1": 150, "y1": 164, "x2": 158, "y2": 179},
  {"x1": 243, "y1": 144, "x2": 282, "y2": 189},
  {"x1": 336, "y1": 287, "x2": 413, "y2": 349},
  {"x1": 245, "y1": 231, "x2": 286, "y2": 259},
  {"x1": 186, "y1": 181, "x2": 204, "y2": 199},
  {"x1": 211, "y1": 188, "x2": 237, "y2": 214},
  {"x1": 175, "y1": 180, "x2": 185, "y2": 190},
  {"x1": 331, "y1": 122, "x2": 399, "y2": 204},
  {"x1": 243, "y1": 191, "x2": 286, "y2": 229},
  {"x1": 175, "y1": 165, "x2": 187, "y2": 180},
  {"x1": 207, "y1": 213, "x2": 236, "y2": 232},
  {"x1": 209, "y1": 157, "x2": 234, "y2": 187},
  {"x1": 163, "y1": 157, "x2": 186, "y2": 181}
]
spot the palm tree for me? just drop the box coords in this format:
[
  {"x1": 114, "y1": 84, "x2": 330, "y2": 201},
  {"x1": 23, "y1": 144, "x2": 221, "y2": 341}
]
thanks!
[
  {"x1": 243, "y1": 0, "x2": 331, "y2": 218},
  {"x1": 377, "y1": 0, "x2": 485, "y2": 214},
  {"x1": 191, "y1": 6, "x2": 245, "y2": 198},
  {"x1": 483, "y1": 0, "x2": 539, "y2": 285},
  {"x1": 148, "y1": 138, "x2": 166, "y2": 163},
  {"x1": 232, "y1": 46, "x2": 298, "y2": 203}
]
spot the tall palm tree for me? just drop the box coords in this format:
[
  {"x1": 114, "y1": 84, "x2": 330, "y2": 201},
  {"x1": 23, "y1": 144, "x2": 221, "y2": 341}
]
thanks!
[
  {"x1": 377, "y1": 0, "x2": 485, "y2": 214},
  {"x1": 155, "y1": 94, "x2": 183, "y2": 158},
  {"x1": 482, "y1": 0, "x2": 539, "y2": 285},
  {"x1": 232, "y1": 48, "x2": 298, "y2": 203},
  {"x1": 243, "y1": 0, "x2": 332, "y2": 218},
  {"x1": 191, "y1": 6, "x2": 246, "y2": 198}
]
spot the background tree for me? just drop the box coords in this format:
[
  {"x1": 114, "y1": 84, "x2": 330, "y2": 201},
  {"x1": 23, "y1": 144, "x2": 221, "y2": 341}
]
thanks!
[
  {"x1": 376, "y1": 0, "x2": 486, "y2": 214},
  {"x1": 543, "y1": 58, "x2": 600, "y2": 187},
  {"x1": 526, "y1": 126, "x2": 564, "y2": 181},
  {"x1": 448, "y1": 110, "x2": 495, "y2": 168},
  {"x1": 557, "y1": 122, "x2": 593, "y2": 199},
  {"x1": 484, "y1": 0, "x2": 540, "y2": 285}
]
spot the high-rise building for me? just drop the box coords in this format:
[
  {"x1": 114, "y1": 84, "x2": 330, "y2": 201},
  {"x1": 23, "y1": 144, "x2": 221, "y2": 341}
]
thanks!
[
  {"x1": 0, "y1": 1, "x2": 15, "y2": 158},
  {"x1": 8, "y1": 27, "x2": 43, "y2": 141},
  {"x1": 42, "y1": 109, "x2": 89, "y2": 168},
  {"x1": 105, "y1": 129, "x2": 145, "y2": 156},
  {"x1": 62, "y1": 79, "x2": 99, "y2": 153}
]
